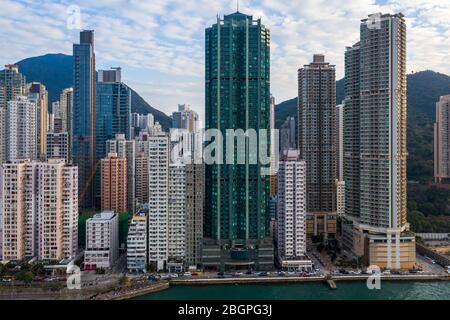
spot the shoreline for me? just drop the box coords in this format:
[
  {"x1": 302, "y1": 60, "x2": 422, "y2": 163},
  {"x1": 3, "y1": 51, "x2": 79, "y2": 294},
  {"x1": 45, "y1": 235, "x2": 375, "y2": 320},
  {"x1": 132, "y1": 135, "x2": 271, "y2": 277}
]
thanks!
[
  {"x1": 0, "y1": 274, "x2": 448, "y2": 300},
  {"x1": 121, "y1": 274, "x2": 449, "y2": 299}
]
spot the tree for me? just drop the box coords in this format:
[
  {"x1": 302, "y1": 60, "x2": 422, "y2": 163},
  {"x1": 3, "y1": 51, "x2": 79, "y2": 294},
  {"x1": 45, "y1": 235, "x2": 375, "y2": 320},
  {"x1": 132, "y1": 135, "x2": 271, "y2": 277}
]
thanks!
[
  {"x1": 119, "y1": 275, "x2": 131, "y2": 287},
  {"x1": 17, "y1": 271, "x2": 34, "y2": 285}
]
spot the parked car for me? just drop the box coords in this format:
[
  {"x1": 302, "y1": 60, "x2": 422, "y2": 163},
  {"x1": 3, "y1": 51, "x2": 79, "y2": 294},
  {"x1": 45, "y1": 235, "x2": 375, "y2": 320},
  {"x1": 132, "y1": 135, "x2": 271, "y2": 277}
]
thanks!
[{"x1": 183, "y1": 272, "x2": 192, "y2": 277}]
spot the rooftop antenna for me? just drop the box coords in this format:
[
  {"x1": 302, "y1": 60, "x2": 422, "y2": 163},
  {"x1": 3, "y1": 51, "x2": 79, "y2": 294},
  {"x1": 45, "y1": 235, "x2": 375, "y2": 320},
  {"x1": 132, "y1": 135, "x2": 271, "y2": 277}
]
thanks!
[{"x1": 237, "y1": 0, "x2": 239, "y2": 12}]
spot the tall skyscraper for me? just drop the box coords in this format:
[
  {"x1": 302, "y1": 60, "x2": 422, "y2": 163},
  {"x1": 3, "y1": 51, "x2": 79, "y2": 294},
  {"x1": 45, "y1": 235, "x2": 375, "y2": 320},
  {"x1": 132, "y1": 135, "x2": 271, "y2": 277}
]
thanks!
[
  {"x1": 185, "y1": 163, "x2": 205, "y2": 267},
  {"x1": 0, "y1": 65, "x2": 26, "y2": 164},
  {"x1": 336, "y1": 104, "x2": 345, "y2": 217},
  {"x1": 28, "y1": 82, "x2": 48, "y2": 158},
  {"x1": 107, "y1": 134, "x2": 136, "y2": 213},
  {"x1": 95, "y1": 67, "x2": 131, "y2": 207},
  {"x1": 6, "y1": 96, "x2": 37, "y2": 161},
  {"x1": 147, "y1": 132, "x2": 170, "y2": 271},
  {"x1": 0, "y1": 159, "x2": 78, "y2": 261},
  {"x1": 298, "y1": 54, "x2": 337, "y2": 239},
  {"x1": 276, "y1": 150, "x2": 311, "y2": 271},
  {"x1": 343, "y1": 13, "x2": 415, "y2": 270},
  {"x1": 434, "y1": 95, "x2": 450, "y2": 184},
  {"x1": 73, "y1": 30, "x2": 96, "y2": 209},
  {"x1": 168, "y1": 164, "x2": 186, "y2": 264},
  {"x1": 0, "y1": 64, "x2": 26, "y2": 110},
  {"x1": 203, "y1": 11, "x2": 272, "y2": 271},
  {"x1": 101, "y1": 152, "x2": 127, "y2": 213}
]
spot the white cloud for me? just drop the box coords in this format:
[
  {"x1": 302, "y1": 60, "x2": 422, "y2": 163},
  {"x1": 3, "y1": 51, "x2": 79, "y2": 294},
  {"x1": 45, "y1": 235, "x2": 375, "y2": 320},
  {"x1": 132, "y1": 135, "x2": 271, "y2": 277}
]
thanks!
[{"x1": 0, "y1": 0, "x2": 449, "y2": 122}]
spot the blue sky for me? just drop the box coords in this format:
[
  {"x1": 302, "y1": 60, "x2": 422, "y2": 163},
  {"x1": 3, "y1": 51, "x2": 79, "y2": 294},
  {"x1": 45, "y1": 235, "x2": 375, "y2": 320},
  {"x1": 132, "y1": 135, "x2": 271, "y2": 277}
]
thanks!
[{"x1": 1, "y1": 0, "x2": 449, "y2": 121}]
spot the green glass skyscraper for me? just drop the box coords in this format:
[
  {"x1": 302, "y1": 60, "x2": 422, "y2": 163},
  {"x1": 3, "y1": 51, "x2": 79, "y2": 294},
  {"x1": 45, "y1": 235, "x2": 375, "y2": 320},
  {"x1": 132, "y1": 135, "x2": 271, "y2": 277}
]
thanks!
[{"x1": 203, "y1": 11, "x2": 273, "y2": 271}]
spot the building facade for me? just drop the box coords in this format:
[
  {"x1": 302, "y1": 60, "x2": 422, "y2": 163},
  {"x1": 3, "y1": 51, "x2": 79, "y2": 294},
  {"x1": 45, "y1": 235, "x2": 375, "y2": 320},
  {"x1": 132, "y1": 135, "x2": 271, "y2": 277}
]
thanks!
[
  {"x1": 185, "y1": 163, "x2": 204, "y2": 267},
  {"x1": 434, "y1": 95, "x2": 450, "y2": 184},
  {"x1": 73, "y1": 30, "x2": 96, "y2": 209},
  {"x1": 171, "y1": 104, "x2": 200, "y2": 132},
  {"x1": 6, "y1": 96, "x2": 37, "y2": 162},
  {"x1": 298, "y1": 54, "x2": 337, "y2": 239},
  {"x1": 101, "y1": 152, "x2": 127, "y2": 213},
  {"x1": 127, "y1": 207, "x2": 148, "y2": 272},
  {"x1": 107, "y1": 134, "x2": 136, "y2": 213},
  {"x1": 147, "y1": 133, "x2": 170, "y2": 271},
  {"x1": 0, "y1": 64, "x2": 26, "y2": 165},
  {"x1": 276, "y1": 150, "x2": 309, "y2": 271},
  {"x1": 168, "y1": 164, "x2": 186, "y2": 263},
  {"x1": 28, "y1": 82, "x2": 48, "y2": 159},
  {"x1": 95, "y1": 67, "x2": 131, "y2": 207},
  {"x1": 85, "y1": 210, "x2": 119, "y2": 269},
  {"x1": 1, "y1": 160, "x2": 78, "y2": 261},
  {"x1": 343, "y1": 13, "x2": 415, "y2": 270},
  {"x1": 203, "y1": 11, "x2": 273, "y2": 271},
  {"x1": 46, "y1": 131, "x2": 70, "y2": 163}
]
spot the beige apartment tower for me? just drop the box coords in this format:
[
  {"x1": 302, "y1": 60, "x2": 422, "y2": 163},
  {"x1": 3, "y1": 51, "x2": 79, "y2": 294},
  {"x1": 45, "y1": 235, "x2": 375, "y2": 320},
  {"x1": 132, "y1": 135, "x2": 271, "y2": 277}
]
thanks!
[
  {"x1": 434, "y1": 95, "x2": 450, "y2": 184},
  {"x1": 101, "y1": 152, "x2": 127, "y2": 213},
  {"x1": 298, "y1": 54, "x2": 337, "y2": 239},
  {"x1": 343, "y1": 13, "x2": 415, "y2": 270},
  {"x1": 0, "y1": 159, "x2": 78, "y2": 261}
]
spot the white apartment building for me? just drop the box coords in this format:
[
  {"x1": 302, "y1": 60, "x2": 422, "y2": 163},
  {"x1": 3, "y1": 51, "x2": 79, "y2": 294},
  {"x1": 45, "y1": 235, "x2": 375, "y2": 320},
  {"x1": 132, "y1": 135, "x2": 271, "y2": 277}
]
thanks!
[
  {"x1": 168, "y1": 164, "x2": 186, "y2": 263},
  {"x1": 147, "y1": 132, "x2": 170, "y2": 271},
  {"x1": 127, "y1": 209, "x2": 148, "y2": 272},
  {"x1": 36, "y1": 160, "x2": 78, "y2": 260},
  {"x1": 84, "y1": 210, "x2": 119, "y2": 269},
  {"x1": 277, "y1": 150, "x2": 311, "y2": 271},
  {"x1": 6, "y1": 96, "x2": 37, "y2": 161},
  {"x1": 336, "y1": 180, "x2": 345, "y2": 217},
  {"x1": 0, "y1": 159, "x2": 78, "y2": 261}
]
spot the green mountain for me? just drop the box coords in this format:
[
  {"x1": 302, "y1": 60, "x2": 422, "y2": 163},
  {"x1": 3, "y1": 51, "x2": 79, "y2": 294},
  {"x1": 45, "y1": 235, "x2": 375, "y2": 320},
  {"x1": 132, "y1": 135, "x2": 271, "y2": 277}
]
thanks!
[
  {"x1": 275, "y1": 70, "x2": 450, "y2": 182},
  {"x1": 15, "y1": 53, "x2": 172, "y2": 129}
]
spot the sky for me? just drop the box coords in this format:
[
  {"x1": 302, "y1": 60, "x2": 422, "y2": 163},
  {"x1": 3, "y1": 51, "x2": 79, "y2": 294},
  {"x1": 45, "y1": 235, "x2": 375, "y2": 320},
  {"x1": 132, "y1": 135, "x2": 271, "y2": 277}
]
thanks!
[{"x1": 1, "y1": 0, "x2": 449, "y2": 122}]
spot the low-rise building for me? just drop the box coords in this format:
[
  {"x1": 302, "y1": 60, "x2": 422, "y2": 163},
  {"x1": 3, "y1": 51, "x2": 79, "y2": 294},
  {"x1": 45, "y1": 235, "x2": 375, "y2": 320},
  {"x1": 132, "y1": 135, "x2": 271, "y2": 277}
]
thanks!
[
  {"x1": 84, "y1": 210, "x2": 119, "y2": 269},
  {"x1": 127, "y1": 207, "x2": 148, "y2": 272}
]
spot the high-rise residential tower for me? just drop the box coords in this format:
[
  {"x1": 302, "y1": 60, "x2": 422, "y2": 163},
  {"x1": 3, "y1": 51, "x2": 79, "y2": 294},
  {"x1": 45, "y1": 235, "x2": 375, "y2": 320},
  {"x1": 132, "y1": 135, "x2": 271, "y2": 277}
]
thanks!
[
  {"x1": 203, "y1": 11, "x2": 273, "y2": 271},
  {"x1": 73, "y1": 30, "x2": 96, "y2": 209},
  {"x1": 298, "y1": 54, "x2": 337, "y2": 239},
  {"x1": 6, "y1": 96, "x2": 37, "y2": 161},
  {"x1": 101, "y1": 152, "x2": 127, "y2": 213},
  {"x1": 276, "y1": 150, "x2": 311, "y2": 271},
  {"x1": 0, "y1": 64, "x2": 26, "y2": 110},
  {"x1": 107, "y1": 134, "x2": 136, "y2": 213},
  {"x1": 434, "y1": 95, "x2": 450, "y2": 184},
  {"x1": 343, "y1": 13, "x2": 415, "y2": 270},
  {"x1": 28, "y1": 82, "x2": 48, "y2": 159},
  {"x1": 0, "y1": 65, "x2": 26, "y2": 164},
  {"x1": 185, "y1": 163, "x2": 205, "y2": 267},
  {"x1": 147, "y1": 132, "x2": 170, "y2": 271},
  {"x1": 0, "y1": 159, "x2": 78, "y2": 261}
]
